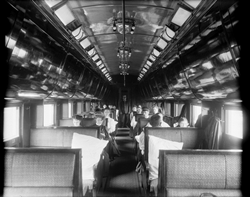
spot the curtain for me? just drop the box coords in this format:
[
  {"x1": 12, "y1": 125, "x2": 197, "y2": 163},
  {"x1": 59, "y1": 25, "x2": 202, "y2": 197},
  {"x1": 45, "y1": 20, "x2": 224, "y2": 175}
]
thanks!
[{"x1": 200, "y1": 115, "x2": 222, "y2": 149}]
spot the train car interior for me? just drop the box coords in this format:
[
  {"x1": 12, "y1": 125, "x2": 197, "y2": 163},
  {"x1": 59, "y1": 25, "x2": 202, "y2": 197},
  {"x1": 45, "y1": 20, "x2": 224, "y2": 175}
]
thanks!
[{"x1": 3, "y1": 0, "x2": 249, "y2": 197}]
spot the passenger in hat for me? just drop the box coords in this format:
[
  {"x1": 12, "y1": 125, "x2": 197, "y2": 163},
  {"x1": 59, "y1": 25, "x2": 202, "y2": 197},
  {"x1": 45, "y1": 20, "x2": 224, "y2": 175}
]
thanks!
[
  {"x1": 72, "y1": 114, "x2": 83, "y2": 126},
  {"x1": 142, "y1": 106, "x2": 150, "y2": 119}
]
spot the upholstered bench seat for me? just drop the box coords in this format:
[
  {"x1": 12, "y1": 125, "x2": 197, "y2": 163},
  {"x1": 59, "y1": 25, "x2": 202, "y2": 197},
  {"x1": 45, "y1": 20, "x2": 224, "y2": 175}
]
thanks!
[
  {"x1": 3, "y1": 148, "x2": 82, "y2": 197},
  {"x1": 158, "y1": 150, "x2": 242, "y2": 197}
]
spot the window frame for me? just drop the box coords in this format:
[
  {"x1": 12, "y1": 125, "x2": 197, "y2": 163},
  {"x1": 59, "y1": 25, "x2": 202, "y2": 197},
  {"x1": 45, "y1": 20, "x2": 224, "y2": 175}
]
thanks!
[
  {"x1": 223, "y1": 104, "x2": 243, "y2": 139},
  {"x1": 190, "y1": 103, "x2": 209, "y2": 127},
  {"x1": 174, "y1": 103, "x2": 184, "y2": 117},
  {"x1": 3, "y1": 103, "x2": 21, "y2": 142},
  {"x1": 43, "y1": 102, "x2": 56, "y2": 127}
]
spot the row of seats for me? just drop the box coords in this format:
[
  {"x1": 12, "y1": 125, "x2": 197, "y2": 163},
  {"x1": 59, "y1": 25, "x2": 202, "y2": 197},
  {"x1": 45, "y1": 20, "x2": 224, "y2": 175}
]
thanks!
[
  {"x1": 158, "y1": 150, "x2": 242, "y2": 197},
  {"x1": 135, "y1": 127, "x2": 242, "y2": 197},
  {"x1": 4, "y1": 126, "x2": 110, "y2": 197},
  {"x1": 60, "y1": 118, "x2": 97, "y2": 127},
  {"x1": 30, "y1": 126, "x2": 100, "y2": 147},
  {"x1": 4, "y1": 148, "x2": 83, "y2": 197}
]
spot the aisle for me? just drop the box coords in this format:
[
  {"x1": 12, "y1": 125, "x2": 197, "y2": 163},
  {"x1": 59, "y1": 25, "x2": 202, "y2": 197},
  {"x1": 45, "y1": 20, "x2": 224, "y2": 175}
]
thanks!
[{"x1": 99, "y1": 128, "x2": 143, "y2": 197}]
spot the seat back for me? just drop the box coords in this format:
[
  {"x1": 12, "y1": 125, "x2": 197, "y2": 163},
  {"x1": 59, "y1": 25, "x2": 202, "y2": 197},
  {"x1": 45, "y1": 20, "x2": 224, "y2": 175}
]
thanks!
[
  {"x1": 80, "y1": 118, "x2": 96, "y2": 127},
  {"x1": 59, "y1": 118, "x2": 74, "y2": 126},
  {"x1": 144, "y1": 127, "x2": 200, "y2": 161},
  {"x1": 158, "y1": 150, "x2": 242, "y2": 197},
  {"x1": 138, "y1": 117, "x2": 150, "y2": 134},
  {"x1": 135, "y1": 114, "x2": 144, "y2": 121},
  {"x1": 4, "y1": 148, "x2": 82, "y2": 197},
  {"x1": 30, "y1": 126, "x2": 100, "y2": 147}
]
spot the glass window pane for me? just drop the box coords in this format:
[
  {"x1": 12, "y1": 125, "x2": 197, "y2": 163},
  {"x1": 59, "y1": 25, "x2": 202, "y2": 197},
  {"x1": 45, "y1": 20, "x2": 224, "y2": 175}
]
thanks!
[
  {"x1": 62, "y1": 103, "x2": 68, "y2": 119},
  {"x1": 172, "y1": 7, "x2": 191, "y2": 26},
  {"x1": 80, "y1": 38, "x2": 91, "y2": 49},
  {"x1": 72, "y1": 26, "x2": 85, "y2": 40},
  {"x1": 44, "y1": 0, "x2": 62, "y2": 8},
  {"x1": 68, "y1": 101, "x2": 73, "y2": 118},
  {"x1": 147, "y1": 60, "x2": 153, "y2": 66},
  {"x1": 225, "y1": 109, "x2": 243, "y2": 138},
  {"x1": 88, "y1": 48, "x2": 96, "y2": 57},
  {"x1": 4, "y1": 107, "x2": 19, "y2": 141},
  {"x1": 174, "y1": 103, "x2": 184, "y2": 116},
  {"x1": 76, "y1": 102, "x2": 82, "y2": 114},
  {"x1": 184, "y1": 0, "x2": 201, "y2": 8},
  {"x1": 192, "y1": 105, "x2": 201, "y2": 126},
  {"x1": 54, "y1": 4, "x2": 75, "y2": 26},
  {"x1": 96, "y1": 60, "x2": 102, "y2": 66},
  {"x1": 163, "y1": 27, "x2": 175, "y2": 41},
  {"x1": 44, "y1": 104, "x2": 54, "y2": 126},
  {"x1": 99, "y1": 64, "x2": 104, "y2": 69},
  {"x1": 153, "y1": 49, "x2": 160, "y2": 57},
  {"x1": 157, "y1": 38, "x2": 168, "y2": 50},
  {"x1": 92, "y1": 54, "x2": 99, "y2": 61}
]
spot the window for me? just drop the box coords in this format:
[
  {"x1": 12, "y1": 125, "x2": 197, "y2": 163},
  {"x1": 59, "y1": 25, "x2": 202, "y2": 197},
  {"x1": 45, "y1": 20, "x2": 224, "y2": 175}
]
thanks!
[
  {"x1": 225, "y1": 109, "x2": 243, "y2": 138},
  {"x1": 4, "y1": 106, "x2": 19, "y2": 141},
  {"x1": 62, "y1": 102, "x2": 68, "y2": 119},
  {"x1": 44, "y1": 104, "x2": 54, "y2": 126},
  {"x1": 174, "y1": 103, "x2": 184, "y2": 116},
  {"x1": 192, "y1": 105, "x2": 201, "y2": 126},
  {"x1": 68, "y1": 101, "x2": 73, "y2": 118},
  {"x1": 76, "y1": 101, "x2": 82, "y2": 114},
  {"x1": 191, "y1": 105, "x2": 209, "y2": 126}
]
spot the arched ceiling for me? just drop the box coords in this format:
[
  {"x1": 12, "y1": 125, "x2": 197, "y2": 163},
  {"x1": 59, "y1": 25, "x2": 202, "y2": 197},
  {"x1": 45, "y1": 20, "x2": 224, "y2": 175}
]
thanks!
[{"x1": 5, "y1": 0, "x2": 240, "y2": 102}]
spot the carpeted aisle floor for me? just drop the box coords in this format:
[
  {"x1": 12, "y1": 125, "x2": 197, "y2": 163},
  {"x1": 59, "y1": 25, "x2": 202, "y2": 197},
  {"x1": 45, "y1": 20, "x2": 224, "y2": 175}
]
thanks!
[{"x1": 98, "y1": 128, "x2": 144, "y2": 197}]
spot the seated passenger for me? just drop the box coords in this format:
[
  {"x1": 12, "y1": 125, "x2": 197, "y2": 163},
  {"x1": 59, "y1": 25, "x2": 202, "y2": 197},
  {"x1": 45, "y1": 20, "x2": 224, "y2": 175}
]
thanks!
[
  {"x1": 175, "y1": 117, "x2": 189, "y2": 127},
  {"x1": 142, "y1": 106, "x2": 150, "y2": 119},
  {"x1": 101, "y1": 108, "x2": 118, "y2": 139},
  {"x1": 151, "y1": 104, "x2": 161, "y2": 115},
  {"x1": 72, "y1": 114, "x2": 82, "y2": 126},
  {"x1": 95, "y1": 111, "x2": 104, "y2": 126},
  {"x1": 131, "y1": 107, "x2": 151, "y2": 137},
  {"x1": 137, "y1": 105, "x2": 143, "y2": 115},
  {"x1": 101, "y1": 108, "x2": 120, "y2": 161},
  {"x1": 130, "y1": 105, "x2": 143, "y2": 129},
  {"x1": 129, "y1": 105, "x2": 137, "y2": 122},
  {"x1": 135, "y1": 113, "x2": 170, "y2": 155},
  {"x1": 147, "y1": 113, "x2": 170, "y2": 127},
  {"x1": 136, "y1": 113, "x2": 180, "y2": 197}
]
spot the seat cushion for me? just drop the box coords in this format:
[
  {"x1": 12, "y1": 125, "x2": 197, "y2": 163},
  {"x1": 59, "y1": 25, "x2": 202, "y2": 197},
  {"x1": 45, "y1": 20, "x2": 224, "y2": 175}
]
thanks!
[
  {"x1": 166, "y1": 188, "x2": 242, "y2": 197},
  {"x1": 3, "y1": 187, "x2": 73, "y2": 197}
]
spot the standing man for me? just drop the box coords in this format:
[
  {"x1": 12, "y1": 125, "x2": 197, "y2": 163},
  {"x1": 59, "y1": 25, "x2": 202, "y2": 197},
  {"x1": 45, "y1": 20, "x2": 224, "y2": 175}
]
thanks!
[{"x1": 119, "y1": 94, "x2": 130, "y2": 128}]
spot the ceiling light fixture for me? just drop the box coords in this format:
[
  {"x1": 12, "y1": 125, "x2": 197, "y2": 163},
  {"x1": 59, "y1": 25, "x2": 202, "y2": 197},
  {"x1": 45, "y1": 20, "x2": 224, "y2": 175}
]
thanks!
[
  {"x1": 113, "y1": 10, "x2": 136, "y2": 34},
  {"x1": 117, "y1": 46, "x2": 131, "y2": 60}
]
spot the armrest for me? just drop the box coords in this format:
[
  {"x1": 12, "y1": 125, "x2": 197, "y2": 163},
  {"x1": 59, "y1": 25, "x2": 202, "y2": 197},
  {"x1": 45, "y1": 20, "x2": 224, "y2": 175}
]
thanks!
[
  {"x1": 144, "y1": 160, "x2": 150, "y2": 171},
  {"x1": 139, "y1": 154, "x2": 150, "y2": 171}
]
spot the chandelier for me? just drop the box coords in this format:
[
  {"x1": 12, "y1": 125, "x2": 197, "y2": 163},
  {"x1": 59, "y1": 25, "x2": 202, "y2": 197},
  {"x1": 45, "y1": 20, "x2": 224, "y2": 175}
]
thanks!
[
  {"x1": 119, "y1": 62, "x2": 130, "y2": 70},
  {"x1": 120, "y1": 70, "x2": 129, "y2": 75},
  {"x1": 117, "y1": 46, "x2": 131, "y2": 60},
  {"x1": 118, "y1": 40, "x2": 131, "y2": 75},
  {"x1": 113, "y1": 11, "x2": 135, "y2": 34}
]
